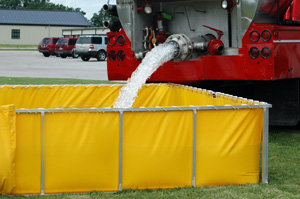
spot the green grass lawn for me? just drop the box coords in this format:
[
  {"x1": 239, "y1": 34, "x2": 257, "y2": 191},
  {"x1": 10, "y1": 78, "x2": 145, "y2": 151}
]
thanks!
[
  {"x1": 0, "y1": 44, "x2": 37, "y2": 48},
  {"x1": 0, "y1": 44, "x2": 37, "y2": 51},
  {"x1": 0, "y1": 77, "x2": 299, "y2": 199},
  {"x1": 0, "y1": 49, "x2": 37, "y2": 51},
  {"x1": 0, "y1": 77, "x2": 123, "y2": 85}
]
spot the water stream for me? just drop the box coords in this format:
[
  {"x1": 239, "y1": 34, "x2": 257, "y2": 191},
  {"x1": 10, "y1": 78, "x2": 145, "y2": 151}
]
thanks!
[{"x1": 113, "y1": 42, "x2": 178, "y2": 108}]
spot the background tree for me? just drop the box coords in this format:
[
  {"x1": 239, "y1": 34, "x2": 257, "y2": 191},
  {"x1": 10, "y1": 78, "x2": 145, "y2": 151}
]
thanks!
[
  {"x1": 90, "y1": 8, "x2": 110, "y2": 27},
  {"x1": 0, "y1": 0, "x2": 22, "y2": 9}
]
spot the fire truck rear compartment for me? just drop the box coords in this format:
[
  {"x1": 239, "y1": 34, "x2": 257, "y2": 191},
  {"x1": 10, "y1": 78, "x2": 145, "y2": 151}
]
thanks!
[{"x1": 108, "y1": 0, "x2": 300, "y2": 125}]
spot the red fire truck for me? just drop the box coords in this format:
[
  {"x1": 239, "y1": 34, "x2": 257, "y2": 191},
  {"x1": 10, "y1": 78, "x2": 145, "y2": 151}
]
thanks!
[{"x1": 104, "y1": 0, "x2": 300, "y2": 126}]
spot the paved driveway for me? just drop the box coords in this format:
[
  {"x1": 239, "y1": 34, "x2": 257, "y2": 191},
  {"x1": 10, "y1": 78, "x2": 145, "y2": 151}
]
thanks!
[{"x1": 0, "y1": 51, "x2": 108, "y2": 80}]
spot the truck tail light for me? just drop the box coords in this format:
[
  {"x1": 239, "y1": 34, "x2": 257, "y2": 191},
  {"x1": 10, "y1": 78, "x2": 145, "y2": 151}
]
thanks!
[
  {"x1": 108, "y1": 35, "x2": 117, "y2": 46},
  {"x1": 249, "y1": 47, "x2": 259, "y2": 59},
  {"x1": 249, "y1": 31, "x2": 260, "y2": 42},
  {"x1": 117, "y1": 35, "x2": 125, "y2": 46},
  {"x1": 261, "y1": 47, "x2": 271, "y2": 58},
  {"x1": 108, "y1": 50, "x2": 117, "y2": 61},
  {"x1": 261, "y1": 30, "x2": 272, "y2": 41},
  {"x1": 117, "y1": 50, "x2": 125, "y2": 61},
  {"x1": 89, "y1": 45, "x2": 94, "y2": 49}
]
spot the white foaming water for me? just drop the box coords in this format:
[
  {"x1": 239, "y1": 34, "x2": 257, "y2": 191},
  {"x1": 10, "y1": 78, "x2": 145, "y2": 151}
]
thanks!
[{"x1": 113, "y1": 42, "x2": 177, "y2": 108}]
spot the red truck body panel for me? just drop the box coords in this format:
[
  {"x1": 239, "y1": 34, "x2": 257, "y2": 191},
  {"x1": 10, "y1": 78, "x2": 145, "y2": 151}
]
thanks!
[{"x1": 107, "y1": 24, "x2": 300, "y2": 84}]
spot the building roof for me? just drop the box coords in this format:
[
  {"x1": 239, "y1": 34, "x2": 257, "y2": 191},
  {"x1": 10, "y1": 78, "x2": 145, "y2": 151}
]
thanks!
[{"x1": 0, "y1": 9, "x2": 90, "y2": 27}]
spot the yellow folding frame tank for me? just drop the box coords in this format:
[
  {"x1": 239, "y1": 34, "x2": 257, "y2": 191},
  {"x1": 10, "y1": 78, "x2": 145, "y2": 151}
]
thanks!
[{"x1": 0, "y1": 84, "x2": 271, "y2": 195}]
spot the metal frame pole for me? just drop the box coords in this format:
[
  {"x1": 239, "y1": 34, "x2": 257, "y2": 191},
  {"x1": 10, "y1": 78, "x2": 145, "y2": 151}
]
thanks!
[
  {"x1": 262, "y1": 108, "x2": 269, "y2": 184},
  {"x1": 192, "y1": 109, "x2": 197, "y2": 187},
  {"x1": 40, "y1": 111, "x2": 45, "y2": 195},
  {"x1": 118, "y1": 111, "x2": 123, "y2": 191}
]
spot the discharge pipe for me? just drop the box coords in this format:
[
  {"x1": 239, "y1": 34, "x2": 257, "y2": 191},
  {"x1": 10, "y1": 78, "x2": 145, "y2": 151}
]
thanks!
[
  {"x1": 135, "y1": 41, "x2": 180, "y2": 61},
  {"x1": 135, "y1": 27, "x2": 224, "y2": 61},
  {"x1": 165, "y1": 30, "x2": 224, "y2": 61},
  {"x1": 135, "y1": 34, "x2": 216, "y2": 61},
  {"x1": 103, "y1": 4, "x2": 118, "y2": 17},
  {"x1": 165, "y1": 34, "x2": 193, "y2": 61},
  {"x1": 104, "y1": 19, "x2": 122, "y2": 32}
]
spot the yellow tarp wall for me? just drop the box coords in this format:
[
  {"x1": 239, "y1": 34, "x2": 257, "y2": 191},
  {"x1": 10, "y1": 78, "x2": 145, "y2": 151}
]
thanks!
[
  {"x1": 123, "y1": 111, "x2": 194, "y2": 189},
  {"x1": 0, "y1": 84, "x2": 257, "y2": 109},
  {"x1": 0, "y1": 84, "x2": 265, "y2": 194},
  {"x1": 196, "y1": 109, "x2": 263, "y2": 186},
  {"x1": 0, "y1": 105, "x2": 16, "y2": 194},
  {"x1": 44, "y1": 112, "x2": 119, "y2": 193},
  {"x1": 13, "y1": 114, "x2": 41, "y2": 194}
]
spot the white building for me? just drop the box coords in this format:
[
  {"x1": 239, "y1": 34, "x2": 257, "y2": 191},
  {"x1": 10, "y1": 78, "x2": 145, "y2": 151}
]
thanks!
[{"x1": 0, "y1": 9, "x2": 90, "y2": 45}]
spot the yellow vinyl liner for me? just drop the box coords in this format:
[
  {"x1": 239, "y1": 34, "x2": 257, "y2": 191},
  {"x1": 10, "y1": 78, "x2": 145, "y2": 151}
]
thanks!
[
  {"x1": 0, "y1": 105, "x2": 16, "y2": 194},
  {"x1": 0, "y1": 84, "x2": 271, "y2": 195}
]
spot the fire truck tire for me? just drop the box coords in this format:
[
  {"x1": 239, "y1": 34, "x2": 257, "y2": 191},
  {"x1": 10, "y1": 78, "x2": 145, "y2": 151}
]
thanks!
[
  {"x1": 43, "y1": 53, "x2": 50, "y2": 57},
  {"x1": 81, "y1": 56, "x2": 91, "y2": 61},
  {"x1": 96, "y1": 50, "x2": 107, "y2": 61}
]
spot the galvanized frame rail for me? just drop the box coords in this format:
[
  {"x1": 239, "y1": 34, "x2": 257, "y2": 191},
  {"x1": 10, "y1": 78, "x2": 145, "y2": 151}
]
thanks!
[
  {"x1": 262, "y1": 107, "x2": 269, "y2": 184},
  {"x1": 40, "y1": 111, "x2": 45, "y2": 195},
  {"x1": 192, "y1": 109, "x2": 197, "y2": 187},
  {"x1": 119, "y1": 111, "x2": 123, "y2": 191},
  {"x1": 16, "y1": 104, "x2": 271, "y2": 194},
  {"x1": 16, "y1": 104, "x2": 271, "y2": 113}
]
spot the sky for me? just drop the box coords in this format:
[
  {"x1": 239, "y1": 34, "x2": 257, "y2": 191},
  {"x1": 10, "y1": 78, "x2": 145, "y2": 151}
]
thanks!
[{"x1": 50, "y1": 0, "x2": 116, "y2": 20}]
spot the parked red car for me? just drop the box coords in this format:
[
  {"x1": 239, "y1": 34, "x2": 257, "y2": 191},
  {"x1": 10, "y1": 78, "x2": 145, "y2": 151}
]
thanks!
[
  {"x1": 38, "y1": 37, "x2": 61, "y2": 57},
  {"x1": 55, "y1": 38, "x2": 78, "y2": 58}
]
